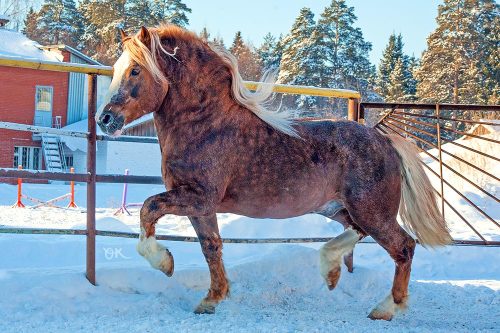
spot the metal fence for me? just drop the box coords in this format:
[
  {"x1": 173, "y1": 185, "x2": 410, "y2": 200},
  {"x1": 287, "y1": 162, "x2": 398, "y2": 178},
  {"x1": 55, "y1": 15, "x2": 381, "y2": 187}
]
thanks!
[
  {"x1": 1, "y1": 56, "x2": 499, "y2": 286},
  {"x1": 362, "y1": 102, "x2": 499, "y2": 247},
  {"x1": 0, "y1": 56, "x2": 362, "y2": 284}
]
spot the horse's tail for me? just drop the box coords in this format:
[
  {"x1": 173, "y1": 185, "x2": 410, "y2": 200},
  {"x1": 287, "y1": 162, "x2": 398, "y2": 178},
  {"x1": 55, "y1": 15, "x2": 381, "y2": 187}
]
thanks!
[{"x1": 388, "y1": 134, "x2": 452, "y2": 247}]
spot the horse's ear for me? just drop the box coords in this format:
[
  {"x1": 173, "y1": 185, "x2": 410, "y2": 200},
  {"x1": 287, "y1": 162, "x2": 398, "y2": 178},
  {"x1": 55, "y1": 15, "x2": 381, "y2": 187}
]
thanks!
[
  {"x1": 119, "y1": 28, "x2": 128, "y2": 42},
  {"x1": 139, "y1": 26, "x2": 151, "y2": 48}
]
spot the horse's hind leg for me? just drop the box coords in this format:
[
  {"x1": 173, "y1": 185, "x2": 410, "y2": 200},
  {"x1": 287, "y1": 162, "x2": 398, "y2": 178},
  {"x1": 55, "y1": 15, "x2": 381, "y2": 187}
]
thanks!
[
  {"x1": 345, "y1": 200, "x2": 416, "y2": 321},
  {"x1": 317, "y1": 207, "x2": 365, "y2": 290},
  {"x1": 366, "y1": 222, "x2": 415, "y2": 321},
  {"x1": 189, "y1": 215, "x2": 229, "y2": 314}
]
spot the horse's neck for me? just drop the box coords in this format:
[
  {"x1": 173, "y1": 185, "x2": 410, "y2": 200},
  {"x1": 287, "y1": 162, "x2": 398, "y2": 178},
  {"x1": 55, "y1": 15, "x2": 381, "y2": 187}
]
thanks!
[{"x1": 153, "y1": 100, "x2": 262, "y2": 154}]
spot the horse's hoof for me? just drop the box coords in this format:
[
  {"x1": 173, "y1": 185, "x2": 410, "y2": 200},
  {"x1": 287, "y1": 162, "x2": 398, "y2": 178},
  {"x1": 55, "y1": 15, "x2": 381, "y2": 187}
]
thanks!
[
  {"x1": 325, "y1": 266, "x2": 341, "y2": 290},
  {"x1": 368, "y1": 294, "x2": 404, "y2": 321},
  {"x1": 368, "y1": 310, "x2": 393, "y2": 321},
  {"x1": 159, "y1": 249, "x2": 174, "y2": 277},
  {"x1": 194, "y1": 301, "x2": 216, "y2": 314}
]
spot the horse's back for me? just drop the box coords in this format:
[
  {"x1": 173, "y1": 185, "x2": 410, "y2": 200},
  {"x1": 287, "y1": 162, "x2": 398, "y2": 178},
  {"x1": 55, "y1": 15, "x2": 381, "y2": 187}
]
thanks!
[
  {"x1": 219, "y1": 119, "x2": 401, "y2": 218},
  {"x1": 298, "y1": 119, "x2": 402, "y2": 198}
]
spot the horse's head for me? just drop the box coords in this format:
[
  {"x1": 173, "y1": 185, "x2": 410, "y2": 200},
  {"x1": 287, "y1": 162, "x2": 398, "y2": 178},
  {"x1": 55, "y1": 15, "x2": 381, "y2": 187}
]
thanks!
[
  {"x1": 96, "y1": 27, "x2": 171, "y2": 136},
  {"x1": 97, "y1": 25, "x2": 298, "y2": 138}
]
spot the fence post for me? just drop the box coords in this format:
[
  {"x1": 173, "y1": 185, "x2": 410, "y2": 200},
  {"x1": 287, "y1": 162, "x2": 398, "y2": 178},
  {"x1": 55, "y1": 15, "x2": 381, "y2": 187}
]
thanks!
[
  {"x1": 12, "y1": 165, "x2": 25, "y2": 208},
  {"x1": 348, "y1": 98, "x2": 359, "y2": 122},
  {"x1": 435, "y1": 104, "x2": 445, "y2": 219},
  {"x1": 67, "y1": 167, "x2": 77, "y2": 208},
  {"x1": 346, "y1": 98, "x2": 360, "y2": 273},
  {"x1": 86, "y1": 74, "x2": 97, "y2": 285}
]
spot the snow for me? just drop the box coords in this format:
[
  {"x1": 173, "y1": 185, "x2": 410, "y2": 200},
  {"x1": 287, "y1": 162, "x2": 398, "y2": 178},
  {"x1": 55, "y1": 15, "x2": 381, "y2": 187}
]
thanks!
[
  {"x1": 0, "y1": 29, "x2": 62, "y2": 62},
  {"x1": 0, "y1": 133, "x2": 498, "y2": 332}
]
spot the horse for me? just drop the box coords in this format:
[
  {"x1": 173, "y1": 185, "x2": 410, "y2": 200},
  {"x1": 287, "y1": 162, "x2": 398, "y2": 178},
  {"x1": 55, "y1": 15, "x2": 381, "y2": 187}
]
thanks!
[{"x1": 96, "y1": 25, "x2": 451, "y2": 320}]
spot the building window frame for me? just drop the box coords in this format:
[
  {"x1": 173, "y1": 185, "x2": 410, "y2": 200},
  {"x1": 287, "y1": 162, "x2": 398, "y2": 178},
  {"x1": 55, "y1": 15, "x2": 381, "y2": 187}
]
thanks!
[
  {"x1": 35, "y1": 85, "x2": 53, "y2": 113},
  {"x1": 13, "y1": 146, "x2": 42, "y2": 170}
]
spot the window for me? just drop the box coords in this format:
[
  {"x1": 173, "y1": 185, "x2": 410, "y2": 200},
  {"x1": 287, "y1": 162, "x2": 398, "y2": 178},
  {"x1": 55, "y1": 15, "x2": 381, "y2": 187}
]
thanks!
[
  {"x1": 35, "y1": 86, "x2": 53, "y2": 112},
  {"x1": 13, "y1": 146, "x2": 42, "y2": 170},
  {"x1": 65, "y1": 155, "x2": 74, "y2": 168}
]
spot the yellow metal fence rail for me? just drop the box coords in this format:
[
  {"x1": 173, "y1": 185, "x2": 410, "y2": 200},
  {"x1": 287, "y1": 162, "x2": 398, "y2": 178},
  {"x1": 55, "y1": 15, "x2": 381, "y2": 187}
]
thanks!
[{"x1": 0, "y1": 55, "x2": 361, "y2": 99}]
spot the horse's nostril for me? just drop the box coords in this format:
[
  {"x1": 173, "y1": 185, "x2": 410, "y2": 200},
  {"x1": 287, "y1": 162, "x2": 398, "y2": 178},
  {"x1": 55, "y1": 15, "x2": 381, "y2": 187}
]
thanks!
[{"x1": 102, "y1": 113, "x2": 112, "y2": 125}]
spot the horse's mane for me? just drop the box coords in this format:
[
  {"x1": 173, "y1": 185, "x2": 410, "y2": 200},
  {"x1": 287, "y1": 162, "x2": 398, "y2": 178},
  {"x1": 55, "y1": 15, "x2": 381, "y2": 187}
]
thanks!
[{"x1": 123, "y1": 25, "x2": 299, "y2": 138}]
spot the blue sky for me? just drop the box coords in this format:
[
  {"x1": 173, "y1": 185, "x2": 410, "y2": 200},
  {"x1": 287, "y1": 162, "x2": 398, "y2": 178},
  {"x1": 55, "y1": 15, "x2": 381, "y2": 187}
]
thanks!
[{"x1": 185, "y1": 0, "x2": 440, "y2": 65}]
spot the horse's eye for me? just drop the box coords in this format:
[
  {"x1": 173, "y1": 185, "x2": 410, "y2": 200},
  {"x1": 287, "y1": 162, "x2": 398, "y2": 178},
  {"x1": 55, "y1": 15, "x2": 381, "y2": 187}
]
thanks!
[{"x1": 131, "y1": 68, "x2": 140, "y2": 76}]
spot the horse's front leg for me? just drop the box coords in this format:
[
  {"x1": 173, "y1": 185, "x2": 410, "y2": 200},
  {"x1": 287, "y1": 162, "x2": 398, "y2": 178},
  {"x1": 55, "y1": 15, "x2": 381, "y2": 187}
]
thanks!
[
  {"x1": 189, "y1": 215, "x2": 229, "y2": 314},
  {"x1": 137, "y1": 186, "x2": 216, "y2": 278}
]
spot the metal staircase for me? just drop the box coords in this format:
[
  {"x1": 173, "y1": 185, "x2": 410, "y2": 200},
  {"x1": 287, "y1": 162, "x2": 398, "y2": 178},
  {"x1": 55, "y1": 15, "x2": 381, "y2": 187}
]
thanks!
[{"x1": 41, "y1": 134, "x2": 67, "y2": 172}]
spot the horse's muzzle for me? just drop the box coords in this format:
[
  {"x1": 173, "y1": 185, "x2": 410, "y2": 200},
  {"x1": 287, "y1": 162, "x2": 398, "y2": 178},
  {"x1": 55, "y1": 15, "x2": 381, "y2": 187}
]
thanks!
[{"x1": 97, "y1": 110, "x2": 125, "y2": 136}]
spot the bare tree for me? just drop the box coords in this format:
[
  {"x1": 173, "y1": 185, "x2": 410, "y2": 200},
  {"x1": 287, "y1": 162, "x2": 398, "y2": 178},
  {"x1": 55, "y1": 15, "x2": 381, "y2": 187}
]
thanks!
[{"x1": 0, "y1": 0, "x2": 40, "y2": 31}]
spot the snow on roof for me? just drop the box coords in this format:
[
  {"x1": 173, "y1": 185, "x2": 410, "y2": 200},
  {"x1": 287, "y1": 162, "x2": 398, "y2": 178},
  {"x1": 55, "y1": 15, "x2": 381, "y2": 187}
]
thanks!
[
  {"x1": 0, "y1": 29, "x2": 62, "y2": 62},
  {"x1": 41, "y1": 44, "x2": 102, "y2": 65},
  {"x1": 124, "y1": 113, "x2": 154, "y2": 129},
  {"x1": 0, "y1": 14, "x2": 10, "y2": 20}
]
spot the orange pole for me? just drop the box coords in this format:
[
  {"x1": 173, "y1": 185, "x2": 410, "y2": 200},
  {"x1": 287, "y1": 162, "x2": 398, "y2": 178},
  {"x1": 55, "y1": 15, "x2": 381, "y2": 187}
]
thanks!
[
  {"x1": 67, "y1": 167, "x2": 77, "y2": 208},
  {"x1": 12, "y1": 165, "x2": 25, "y2": 208}
]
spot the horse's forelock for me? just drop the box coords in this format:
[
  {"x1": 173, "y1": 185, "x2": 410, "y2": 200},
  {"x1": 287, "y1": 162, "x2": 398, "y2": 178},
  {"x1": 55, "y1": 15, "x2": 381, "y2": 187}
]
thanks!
[{"x1": 123, "y1": 28, "x2": 177, "y2": 85}]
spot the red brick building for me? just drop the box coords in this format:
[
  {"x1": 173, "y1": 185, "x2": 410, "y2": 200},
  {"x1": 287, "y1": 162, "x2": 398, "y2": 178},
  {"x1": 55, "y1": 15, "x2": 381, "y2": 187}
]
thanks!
[{"x1": 0, "y1": 27, "x2": 104, "y2": 174}]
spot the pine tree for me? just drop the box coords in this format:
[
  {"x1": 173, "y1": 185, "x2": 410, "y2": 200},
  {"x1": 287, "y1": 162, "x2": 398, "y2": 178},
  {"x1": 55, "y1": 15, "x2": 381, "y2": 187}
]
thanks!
[
  {"x1": 476, "y1": 0, "x2": 499, "y2": 104},
  {"x1": 257, "y1": 33, "x2": 280, "y2": 71},
  {"x1": 376, "y1": 34, "x2": 398, "y2": 98},
  {"x1": 22, "y1": 7, "x2": 43, "y2": 42},
  {"x1": 35, "y1": 0, "x2": 83, "y2": 46},
  {"x1": 277, "y1": 8, "x2": 327, "y2": 112},
  {"x1": 79, "y1": 0, "x2": 127, "y2": 64},
  {"x1": 405, "y1": 55, "x2": 419, "y2": 99},
  {"x1": 229, "y1": 31, "x2": 262, "y2": 81},
  {"x1": 415, "y1": 0, "x2": 496, "y2": 104},
  {"x1": 278, "y1": 8, "x2": 316, "y2": 85},
  {"x1": 272, "y1": 35, "x2": 285, "y2": 70},
  {"x1": 386, "y1": 58, "x2": 406, "y2": 102},
  {"x1": 199, "y1": 27, "x2": 210, "y2": 41},
  {"x1": 229, "y1": 31, "x2": 245, "y2": 55},
  {"x1": 163, "y1": 0, "x2": 191, "y2": 27},
  {"x1": 128, "y1": 0, "x2": 155, "y2": 32},
  {"x1": 210, "y1": 34, "x2": 225, "y2": 47},
  {"x1": 316, "y1": 0, "x2": 376, "y2": 98},
  {"x1": 376, "y1": 33, "x2": 417, "y2": 101}
]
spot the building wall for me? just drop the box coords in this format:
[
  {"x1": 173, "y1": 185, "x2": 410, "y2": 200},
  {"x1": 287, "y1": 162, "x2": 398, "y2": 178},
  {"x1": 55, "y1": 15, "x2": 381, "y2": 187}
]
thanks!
[
  {"x1": 106, "y1": 141, "x2": 161, "y2": 176},
  {"x1": 70, "y1": 141, "x2": 108, "y2": 175},
  {"x1": 123, "y1": 121, "x2": 157, "y2": 137},
  {"x1": 0, "y1": 66, "x2": 69, "y2": 170}
]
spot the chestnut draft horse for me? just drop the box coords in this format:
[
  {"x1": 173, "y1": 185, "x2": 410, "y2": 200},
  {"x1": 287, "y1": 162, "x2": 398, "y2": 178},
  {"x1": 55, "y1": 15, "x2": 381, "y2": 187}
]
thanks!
[{"x1": 96, "y1": 25, "x2": 451, "y2": 320}]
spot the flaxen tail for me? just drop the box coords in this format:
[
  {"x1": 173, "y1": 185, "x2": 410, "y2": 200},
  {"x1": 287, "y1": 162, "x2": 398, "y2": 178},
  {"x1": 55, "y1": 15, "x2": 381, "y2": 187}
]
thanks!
[{"x1": 388, "y1": 135, "x2": 452, "y2": 247}]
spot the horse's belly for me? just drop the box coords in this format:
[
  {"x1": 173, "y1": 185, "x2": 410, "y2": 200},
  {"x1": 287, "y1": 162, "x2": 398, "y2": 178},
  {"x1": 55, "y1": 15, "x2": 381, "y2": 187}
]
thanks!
[{"x1": 217, "y1": 180, "x2": 337, "y2": 218}]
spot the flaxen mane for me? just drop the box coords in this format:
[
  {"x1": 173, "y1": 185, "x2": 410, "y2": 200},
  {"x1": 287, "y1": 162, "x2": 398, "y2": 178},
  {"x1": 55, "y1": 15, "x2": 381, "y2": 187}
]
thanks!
[{"x1": 123, "y1": 25, "x2": 299, "y2": 137}]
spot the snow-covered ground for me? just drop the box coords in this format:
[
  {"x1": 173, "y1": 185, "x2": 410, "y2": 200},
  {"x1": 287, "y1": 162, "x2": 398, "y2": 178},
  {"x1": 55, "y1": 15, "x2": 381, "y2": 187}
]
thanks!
[
  {"x1": 0, "y1": 128, "x2": 499, "y2": 332},
  {"x1": 0, "y1": 179, "x2": 499, "y2": 332}
]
